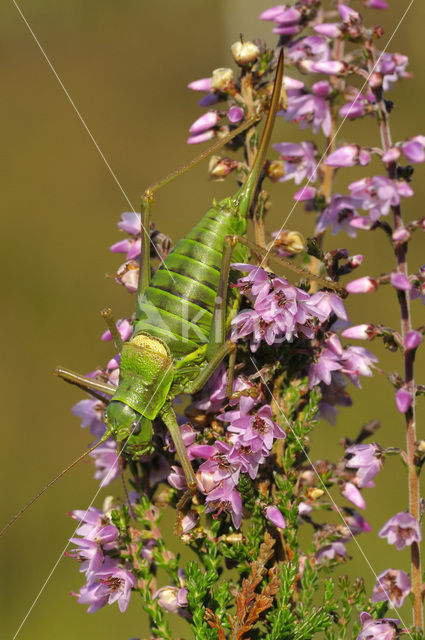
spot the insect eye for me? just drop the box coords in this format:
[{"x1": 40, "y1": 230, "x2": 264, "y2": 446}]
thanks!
[
  {"x1": 131, "y1": 421, "x2": 141, "y2": 435},
  {"x1": 102, "y1": 410, "x2": 108, "y2": 423}
]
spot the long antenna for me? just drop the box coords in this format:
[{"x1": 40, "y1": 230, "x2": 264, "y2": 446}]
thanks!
[
  {"x1": 0, "y1": 434, "x2": 108, "y2": 539},
  {"x1": 237, "y1": 48, "x2": 285, "y2": 215}
]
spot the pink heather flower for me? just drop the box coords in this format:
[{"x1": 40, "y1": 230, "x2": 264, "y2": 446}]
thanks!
[
  {"x1": 372, "y1": 569, "x2": 411, "y2": 608},
  {"x1": 405, "y1": 330, "x2": 422, "y2": 351},
  {"x1": 69, "y1": 537, "x2": 104, "y2": 576},
  {"x1": 168, "y1": 465, "x2": 187, "y2": 490},
  {"x1": 376, "y1": 52, "x2": 411, "y2": 91},
  {"x1": 364, "y1": 0, "x2": 388, "y2": 8},
  {"x1": 325, "y1": 145, "x2": 371, "y2": 168},
  {"x1": 71, "y1": 399, "x2": 106, "y2": 438},
  {"x1": 319, "y1": 371, "x2": 352, "y2": 424},
  {"x1": 259, "y1": 6, "x2": 286, "y2": 21},
  {"x1": 264, "y1": 505, "x2": 286, "y2": 529},
  {"x1": 188, "y1": 77, "x2": 211, "y2": 92},
  {"x1": 189, "y1": 111, "x2": 219, "y2": 134},
  {"x1": 307, "y1": 292, "x2": 348, "y2": 321},
  {"x1": 390, "y1": 271, "x2": 411, "y2": 291},
  {"x1": 181, "y1": 511, "x2": 198, "y2": 534},
  {"x1": 227, "y1": 405, "x2": 286, "y2": 455},
  {"x1": 273, "y1": 141, "x2": 317, "y2": 184},
  {"x1": 340, "y1": 345, "x2": 377, "y2": 388},
  {"x1": 313, "y1": 23, "x2": 342, "y2": 38},
  {"x1": 71, "y1": 507, "x2": 105, "y2": 538},
  {"x1": 118, "y1": 211, "x2": 140, "y2": 235},
  {"x1": 402, "y1": 135, "x2": 425, "y2": 163},
  {"x1": 346, "y1": 277, "x2": 378, "y2": 294},
  {"x1": 338, "y1": 3, "x2": 361, "y2": 24},
  {"x1": 187, "y1": 129, "x2": 215, "y2": 145},
  {"x1": 356, "y1": 613, "x2": 399, "y2": 640},
  {"x1": 339, "y1": 99, "x2": 366, "y2": 120},
  {"x1": 342, "y1": 324, "x2": 375, "y2": 340},
  {"x1": 341, "y1": 482, "x2": 366, "y2": 510},
  {"x1": 285, "y1": 92, "x2": 332, "y2": 137},
  {"x1": 196, "y1": 440, "x2": 241, "y2": 486},
  {"x1": 116, "y1": 261, "x2": 139, "y2": 293},
  {"x1": 205, "y1": 478, "x2": 243, "y2": 529},
  {"x1": 392, "y1": 226, "x2": 410, "y2": 243},
  {"x1": 346, "y1": 444, "x2": 382, "y2": 487},
  {"x1": 309, "y1": 348, "x2": 343, "y2": 388},
  {"x1": 379, "y1": 511, "x2": 422, "y2": 550},
  {"x1": 294, "y1": 185, "x2": 317, "y2": 201},
  {"x1": 89, "y1": 438, "x2": 120, "y2": 487},
  {"x1": 395, "y1": 388, "x2": 412, "y2": 413},
  {"x1": 228, "y1": 105, "x2": 244, "y2": 123},
  {"x1": 311, "y1": 80, "x2": 331, "y2": 97},
  {"x1": 232, "y1": 263, "x2": 271, "y2": 301},
  {"x1": 101, "y1": 318, "x2": 132, "y2": 343},
  {"x1": 316, "y1": 194, "x2": 362, "y2": 237},
  {"x1": 345, "y1": 509, "x2": 371, "y2": 534},
  {"x1": 80, "y1": 557, "x2": 136, "y2": 613},
  {"x1": 287, "y1": 36, "x2": 330, "y2": 64},
  {"x1": 311, "y1": 60, "x2": 347, "y2": 75},
  {"x1": 154, "y1": 586, "x2": 189, "y2": 613},
  {"x1": 349, "y1": 175, "x2": 413, "y2": 222},
  {"x1": 316, "y1": 541, "x2": 347, "y2": 563}
]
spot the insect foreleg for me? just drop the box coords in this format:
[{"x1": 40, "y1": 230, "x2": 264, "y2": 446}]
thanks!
[
  {"x1": 159, "y1": 403, "x2": 197, "y2": 491},
  {"x1": 184, "y1": 340, "x2": 236, "y2": 396}
]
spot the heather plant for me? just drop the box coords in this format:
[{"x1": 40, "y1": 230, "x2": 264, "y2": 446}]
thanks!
[{"x1": 61, "y1": 2, "x2": 424, "y2": 638}]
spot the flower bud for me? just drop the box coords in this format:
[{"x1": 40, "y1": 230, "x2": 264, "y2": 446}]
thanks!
[
  {"x1": 267, "y1": 159, "x2": 285, "y2": 182},
  {"x1": 365, "y1": 0, "x2": 388, "y2": 8},
  {"x1": 402, "y1": 138, "x2": 425, "y2": 164},
  {"x1": 259, "y1": 5, "x2": 285, "y2": 21},
  {"x1": 231, "y1": 41, "x2": 260, "y2": 67},
  {"x1": 307, "y1": 488, "x2": 324, "y2": 500},
  {"x1": 227, "y1": 105, "x2": 244, "y2": 123},
  {"x1": 405, "y1": 330, "x2": 422, "y2": 351},
  {"x1": 338, "y1": 3, "x2": 361, "y2": 24},
  {"x1": 189, "y1": 111, "x2": 219, "y2": 134},
  {"x1": 313, "y1": 23, "x2": 342, "y2": 38},
  {"x1": 211, "y1": 67, "x2": 234, "y2": 92},
  {"x1": 390, "y1": 271, "x2": 411, "y2": 291},
  {"x1": 264, "y1": 505, "x2": 286, "y2": 529},
  {"x1": 311, "y1": 60, "x2": 347, "y2": 75},
  {"x1": 341, "y1": 482, "x2": 366, "y2": 510},
  {"x1": 187, "y1": 129, "x2": 215, "y2": 145},
  {"x1": 382, "y1": 147, "x2": 401, "y2": 163},
  {"x1": 395, "y1": 388, "x2": 412, "y2": 413},
  {"x1": 368, "y1": 72, "x2": 383, "y2": 89},
  {"x1": 188, "y1": 77, "x2": 212, "y2": 92},
  {"x1": 294, "y1": 186, "x2": 316, "y2": 201},
  {"x1": 392, "y1": 226, "x2": 410, "y2": 244},
  {"x1": 342, "y1": 324, "x2": 375, "y2": 340},
  {"x1": 350, "y1": 254, "x2": 364, "y2": 267},
  {"x1": 312, "y1": 80, "x2": 331, "y2": 96},
  {"x1": 346, "y1": 276, "x2": 378, "y2": 294},
  {"x1": 272, "y1": 229, "x2": 305, "y2": 253},
  {"x1": 416, "y1": 440, "x2": 425, "y2": 454},
  {"x1": 208, "y1": 156, "x2": 238, "y2": 180}
]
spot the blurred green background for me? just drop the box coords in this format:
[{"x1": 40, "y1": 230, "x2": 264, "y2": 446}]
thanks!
[{"x1": 1, "y1": 1, "x2": 424, "y2": 638}]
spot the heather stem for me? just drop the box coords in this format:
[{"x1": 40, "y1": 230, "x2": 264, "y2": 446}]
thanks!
[{"x1": 366, "y1": 42, "x2": 423, "y2": 631}]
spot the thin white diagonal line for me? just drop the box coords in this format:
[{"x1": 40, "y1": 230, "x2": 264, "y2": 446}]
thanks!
[
  {"x1": 260, "y1": 0, "x2": 415, "y2": 269},
  {"x1": 250, "y1": 357, "x2": 412, "y2": 638},
  {"x1": 12, "y1": 0, "x2": 175, "y2": 281},
  {"x1": 11, "y1": 362, "x2": 173, "y2": 640}
]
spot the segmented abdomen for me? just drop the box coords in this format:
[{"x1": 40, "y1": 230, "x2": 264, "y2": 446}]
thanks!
[{"x1": 134, "y1": 198, "x2": 247, "y2": 357}]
